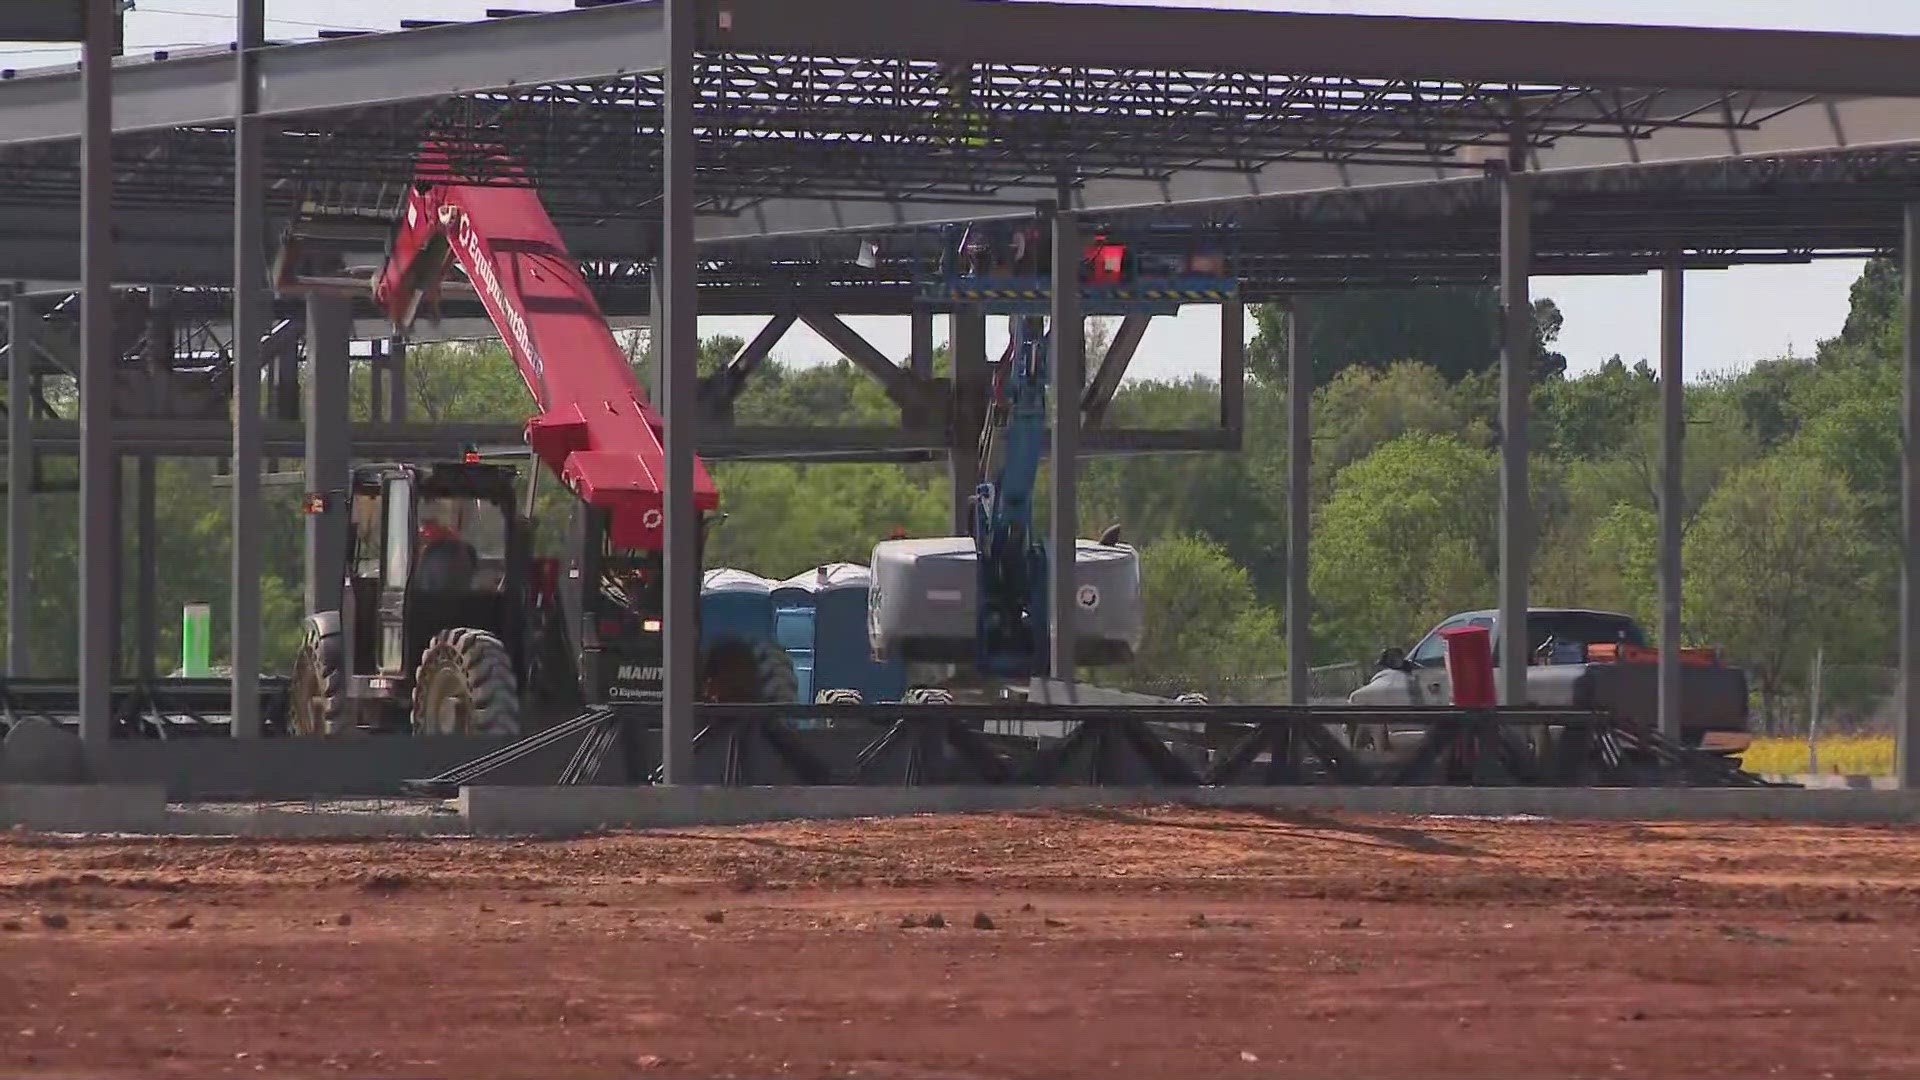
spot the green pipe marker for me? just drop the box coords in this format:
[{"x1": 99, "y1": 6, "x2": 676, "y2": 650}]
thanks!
[{"x1": 181, "y1": 603, "x2": 211, "y2": 677}]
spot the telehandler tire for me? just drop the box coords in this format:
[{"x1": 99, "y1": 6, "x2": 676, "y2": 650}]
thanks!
[
  {"x1": 289, "y1": 630, "x2": 351, "y2": 737},
  {"x1": 411, "y1": 628, "x2": 522, "y2": 737}
]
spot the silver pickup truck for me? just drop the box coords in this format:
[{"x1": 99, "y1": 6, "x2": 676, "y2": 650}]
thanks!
[{"x1": 1346, "y1": 607, "x2": 1751, "y2": 752}]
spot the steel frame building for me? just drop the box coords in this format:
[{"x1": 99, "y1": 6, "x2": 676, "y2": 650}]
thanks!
[{"x1": 4, "y1": 0, "x2": 1920, "y2": 788}]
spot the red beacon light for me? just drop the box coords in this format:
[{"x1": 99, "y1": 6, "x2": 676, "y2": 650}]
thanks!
[{"x1": 461, "y1": 444, "x2": 482, "y2": 465}]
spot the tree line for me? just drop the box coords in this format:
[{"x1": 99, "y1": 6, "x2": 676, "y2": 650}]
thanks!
[{"x1": 0, "y1": 263, "x2": 1903, "y2": 731}]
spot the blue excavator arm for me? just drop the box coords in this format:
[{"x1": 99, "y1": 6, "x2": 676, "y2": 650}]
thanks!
[{"x1": 972, "y1": 315, "x2": 1053, "y2": 677}]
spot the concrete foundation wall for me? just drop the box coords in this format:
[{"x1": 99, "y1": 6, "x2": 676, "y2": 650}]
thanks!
[
  {"x1": 10, "y1": 781, "x2": 1920, "y2": 839},
  {"x1": 83, "y1": 736, "x2": 587, "y2": 800},
  {"x1": 460, "y1": 784, "x2": 1920, "y2": 836},
  {"x1": 71, "y1": 727, "x2": 960, "y2": 800},
  {"x1": 0, "y1": 782, "x2": 167, "y2": 831}
]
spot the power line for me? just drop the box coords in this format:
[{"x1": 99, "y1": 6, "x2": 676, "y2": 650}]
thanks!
[
  {"x1": 0, "y1": 39, "x2": 220, "y2": 56},
  {"x1": 135, "y1": 5, "x2": 377, "y2": 31}
]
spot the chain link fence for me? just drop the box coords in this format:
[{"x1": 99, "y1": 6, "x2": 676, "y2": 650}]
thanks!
[{"x1": 1749, "y1": 663, "x2": 1898, "y2": 739}]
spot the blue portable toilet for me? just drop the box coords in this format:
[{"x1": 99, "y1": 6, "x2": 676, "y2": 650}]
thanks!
[
  {"x1": 770, "y1": 571, "x2": 820, "y2": 704},
  {"x1": 699, "y1": 568, "x2": 776, "y2": 656},
  {"x1": 810, "y1": 563, "x2": 907, "y2": 703}
]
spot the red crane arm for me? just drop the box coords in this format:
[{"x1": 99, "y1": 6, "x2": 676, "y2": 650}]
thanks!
[{"x1": 373, "y1": 141, "x2": 717, "y2": 550}]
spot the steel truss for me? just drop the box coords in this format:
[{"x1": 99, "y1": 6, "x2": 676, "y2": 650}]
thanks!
[{"x1": 401, "y1": 701, "x2": 1779, "y2": 794}]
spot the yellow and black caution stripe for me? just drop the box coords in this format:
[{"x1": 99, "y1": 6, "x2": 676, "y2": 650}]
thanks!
[{"x1": 935, "y1": 286, "x2": 1238, "y2": 303}]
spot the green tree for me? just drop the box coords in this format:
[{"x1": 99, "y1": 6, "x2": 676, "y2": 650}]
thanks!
[
  {"x1": 1532, "y1": 355, "x2": 1657, "y2": 460},
  {"x1": 1684, "y1": 454, "x2": 1870, "y2": 731},
  {"x1": 1110, "y1": 533, "x2": 1282, "y2": 699},
  {"x1": 1309, "y1": 433, "x2": 1500, "y2": 662},
  {"x1": 1308, "y1": 361, "x2": 1484, "y2": 495}
]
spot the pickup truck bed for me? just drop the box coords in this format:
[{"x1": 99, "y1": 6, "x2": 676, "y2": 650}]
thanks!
[{"x1": 1346, "y1": 609, "x2": 1751, "y2": 751}]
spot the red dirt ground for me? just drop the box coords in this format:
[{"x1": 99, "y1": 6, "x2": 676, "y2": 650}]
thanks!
[{"x1": 3, "y1": 806, "x2": 1919, "y2": 1079}]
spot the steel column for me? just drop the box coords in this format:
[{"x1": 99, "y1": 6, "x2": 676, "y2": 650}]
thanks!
[
  {"x1": 304, "y1": 293, "x2": 350, "y2": 615},
  {"x1": 1048, "y1": 193, "x2": 1083, "y2": 681},
  {"x1": 949, "y1": 308, "x2": 987, "y2": 533},
  {"x1": 1658, "y1": 257, "x2": 1686, "y2": 741},
  {"x1": 910, "y1": 304, "x2": 934, "y2": 380},
  {"x1": 646, "y1": 264, "x2": 664, "y2": 397},
  {"x1": 77, "y1": 0, "x2": 116, "y2": 746},
  {"x1": 1497, "y1": 148, "x2": 1533, "y2": 705},
  {"x1": 1902, "y1": 203, "x2": 1920, "y2": 791},
  {"x1": 659, "y1": 0, "x2": 698, "y2": 785},
  {"x1": 7, "y1": 294, "x2": 35, "y2": 675},
  {"x1": 135, "y1": 453, "x2": 156, "y2": 679},
  {"x1": 1221, "y1": 301, "x2": 1245, "y2": 437},
  {"x1": 1286, "y1": 302, "x2": 1310, "y2": 706},
  {"x1": 387, "y1": 335, "x2": 408, "y2": 422},
  {"x1": 273, "y1": 327, "x2": 301, "y2": 420},
  {"x1": 229, "y1": 0, "x2": 267, "y2": 740},
  {"x1": 107, "y1": 454, "x2": 123, "y2": 677},
  {"x1": 369, "y1": 343, "x2": 386, "y2": 422}
]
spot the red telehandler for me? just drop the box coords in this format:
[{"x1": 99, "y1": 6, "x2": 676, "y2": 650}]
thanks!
[{"x1": 284, "y1": 142, "x2": 797, "y2": 739}]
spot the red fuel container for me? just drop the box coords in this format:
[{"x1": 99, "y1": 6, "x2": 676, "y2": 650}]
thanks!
[{"x1": 1440, "y1": 625, "x2": 1497, "y2": 708}]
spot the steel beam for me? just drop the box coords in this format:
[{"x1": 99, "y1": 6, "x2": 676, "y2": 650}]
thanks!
[
  {"x1": 798, "y1": 310, "x2": 921, "y2": 408},
  {"x1": 949, "y1": 308, "x2": 987, "y2": 533},
  {"x1": 1286, "y1": 302, "x2": 1310, "y2": 707},
  {"x1": 76, "y1": 0, "x2": 115, "y2": 747},
  {"x1": 703, "y1": 312, "x2": 792, "y2": 413},
  {"x1": 0, "y1": 7, "x2": 84, "y2": 40},
  {"x1": 229, "y1": 0, "x2": 266, "y2": 741},
  {"x1": 304, "y1": 293, "x2": 350, "y2": 615},
  {"x1": 1904, "y1": 203, "x2": 1920, "y2": 792},
  {"x1": 659, "y1": 0, "x2": 697, "y2": 786},
  {"x1": 1048, "y1": 193, "x2": 1082, "y2": 682},
  {"x1": 1658, "y1": 257, "x2": 1686, "y2": 742},
  {"x1": 1081, "y1": 314, "x2": 1149, "y2": 425},
  {"x1": 1497, "y1": 143, "x2": 1534, "y2": 706},
  {"x1": 6, "y1": 294, "x2": 33, "y2": 675},
  {"x1": 0, "y1": 2, "x2": 669, "y2": 147},
  {"x1": 4, "y1": 419, "x2": 1216, "y2": 459}
]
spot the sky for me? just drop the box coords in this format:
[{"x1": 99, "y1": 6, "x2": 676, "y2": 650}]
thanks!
[{"x1": 3, "y1": 0, "x2": 1917, "y2": 383}]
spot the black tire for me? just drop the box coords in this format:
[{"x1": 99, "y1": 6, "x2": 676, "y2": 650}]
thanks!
[
  {"x1": 289, "y1": 632, "x2": 350, "y2": 737},
  {"x1": 700, "y1": 638, "x2": 799, "y2": 703},
  {"x1": 411, "y1": 628, "x2": 522, "y2": 737}
]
